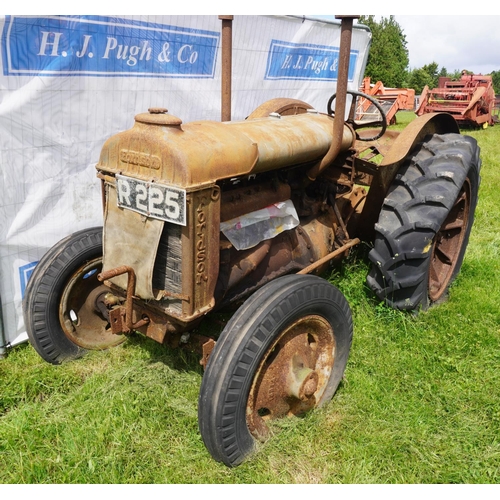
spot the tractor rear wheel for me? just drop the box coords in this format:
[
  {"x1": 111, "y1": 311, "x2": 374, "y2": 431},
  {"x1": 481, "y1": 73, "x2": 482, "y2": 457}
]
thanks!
[
  {"x1": 367, "y1": 133, "x2": 481, "y2": 310},
  {"x1": 198, "y1": 274, "x2": 352, "y2": 466}
]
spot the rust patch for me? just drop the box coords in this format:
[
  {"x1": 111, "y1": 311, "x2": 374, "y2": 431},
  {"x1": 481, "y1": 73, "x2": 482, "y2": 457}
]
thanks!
[
  {"x1": 58, "y1": 257, "x2": 126, "y2": 350},
  {"x1": 246, "y1": 314, "x2": 335, "y2": 441},
  {"x1": 200, "y1": 338, "x2": 216, "y2": 369}
]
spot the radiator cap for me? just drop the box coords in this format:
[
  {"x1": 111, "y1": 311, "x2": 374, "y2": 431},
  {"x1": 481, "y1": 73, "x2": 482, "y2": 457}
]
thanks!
[{"x1": 135, "y1": 108, "x2": 183, "y2": 126}]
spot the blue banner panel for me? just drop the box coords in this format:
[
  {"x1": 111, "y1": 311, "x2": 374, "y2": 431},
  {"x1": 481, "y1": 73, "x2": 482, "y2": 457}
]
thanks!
[
  {"x1": 265, "y1": 39, "x2": 358, "y2": 81},
  {"x1": 2, "y1": 16, "x2": 220, "y2": 78},
  {"x1": 19, "y1": 262, "x2": 37, "y2": 298}
]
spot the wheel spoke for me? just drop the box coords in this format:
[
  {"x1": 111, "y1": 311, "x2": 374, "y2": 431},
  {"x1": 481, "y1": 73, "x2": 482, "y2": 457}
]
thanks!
[
  {"x1": 429, "y1": 257, "x2": 440, "y2": 285},
  {"x1": 453, "y1": 190, "x2": 467, "y2": 208},
  {"x1": 434, "y1": 243, "x2": 454, "y2": 266},
  {"x1": 440, "y1": 219, "x2": 464, "y2": 232}
]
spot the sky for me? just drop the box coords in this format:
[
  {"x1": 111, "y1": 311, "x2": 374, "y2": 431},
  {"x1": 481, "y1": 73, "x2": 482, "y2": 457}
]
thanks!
[
  {"x1": 391, "y1": 16, "x2": 500, "y2": 75},
  {"x1": 318, "y1": 13, "x2": 500, "y2": 76}
]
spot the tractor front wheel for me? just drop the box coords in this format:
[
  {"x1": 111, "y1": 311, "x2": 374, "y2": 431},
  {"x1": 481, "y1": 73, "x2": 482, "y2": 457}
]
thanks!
[
  {"x1": 198, "y1": 274, "x2": 352, "y2": 466},
  {"x1": 23, "y1": 227, "x2": 126, "y2": 364}
]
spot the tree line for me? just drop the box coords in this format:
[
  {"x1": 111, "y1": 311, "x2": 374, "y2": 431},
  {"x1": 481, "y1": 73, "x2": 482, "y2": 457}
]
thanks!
[{"x1": 359, "y1": 16, "x2": 500, "y2": 95}]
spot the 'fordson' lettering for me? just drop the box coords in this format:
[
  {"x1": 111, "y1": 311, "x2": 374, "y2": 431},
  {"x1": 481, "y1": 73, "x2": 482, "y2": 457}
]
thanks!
[
  {"x1": 196, "y1": 202, "x2": 208, "y2": 285},
  {"x1": 120, "y1": 149, "x2": 161, "y2": 169}
]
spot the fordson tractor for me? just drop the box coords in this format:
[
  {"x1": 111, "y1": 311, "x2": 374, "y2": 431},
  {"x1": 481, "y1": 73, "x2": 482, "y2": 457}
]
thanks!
[{"x1": 23, "y1": 16, "x2": 481, "y2": 466}]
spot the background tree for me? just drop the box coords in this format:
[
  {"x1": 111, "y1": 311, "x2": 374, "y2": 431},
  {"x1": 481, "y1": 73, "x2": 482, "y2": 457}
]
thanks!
[
  {"x1": 421, "y1": 62, "x2": 441, "y2": 88},
  {"x1": 407, "y1": 64, "x2": 465, "y2": 94},
  {"x1": 406, "y1": 61, "x2": 442, "y2": 94},
  {"x1": 407, "y1": 68, "x2": 433, "y2": 95},
  {"x1": 490, "y1": 70, "x2": 500, "y2": 94},
  {"x1": 359, "y1": 15, "x2": 409, "y2": 88},
  {"x1": 439, "y1": 67, "x2": 448, "y2": 78}
]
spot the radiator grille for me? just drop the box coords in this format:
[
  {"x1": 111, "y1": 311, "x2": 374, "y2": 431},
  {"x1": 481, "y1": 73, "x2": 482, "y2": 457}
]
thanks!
[{"x1": 153, "y1": 223, "x2": 183, "y2": 313}]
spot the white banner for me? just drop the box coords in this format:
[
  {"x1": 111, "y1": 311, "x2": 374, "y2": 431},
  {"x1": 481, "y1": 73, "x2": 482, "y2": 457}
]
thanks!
[{"x1": 0, "y1": 15, "x2": 371, "y2": 347}]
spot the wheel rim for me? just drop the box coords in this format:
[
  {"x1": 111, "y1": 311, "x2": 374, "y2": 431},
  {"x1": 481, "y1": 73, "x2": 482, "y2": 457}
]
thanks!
[
  {"x1": 59, "y1": 257, "x2": 125, "y2": 350},
  {"x1": 246, "y1": 315, "x2": 335, "y2": 441},
  {"x1": 428, "y1": 178, "x2": 471, "y2": 302}
]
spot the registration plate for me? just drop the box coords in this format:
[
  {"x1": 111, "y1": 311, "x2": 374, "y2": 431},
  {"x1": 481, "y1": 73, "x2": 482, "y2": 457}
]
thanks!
[{"x1": 116, "y1": 174, "x2": 186, "y2": 226}]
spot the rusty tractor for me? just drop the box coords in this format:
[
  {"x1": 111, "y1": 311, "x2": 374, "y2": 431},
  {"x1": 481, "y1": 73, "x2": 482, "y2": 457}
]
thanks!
[
  {"x1": 416, "y1": 73, "x2": 496, "y2": 128},
  {"x1": 23, "y1": 16, "x2": 481, "y2": 467}
]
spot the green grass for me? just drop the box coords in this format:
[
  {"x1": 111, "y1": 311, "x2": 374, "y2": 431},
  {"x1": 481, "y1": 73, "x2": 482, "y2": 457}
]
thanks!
[{"x1": 1, "y1": 112, "x2": 499, "y2": 483}]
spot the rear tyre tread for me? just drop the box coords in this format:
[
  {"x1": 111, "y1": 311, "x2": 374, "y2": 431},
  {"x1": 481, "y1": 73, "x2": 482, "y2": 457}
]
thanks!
[{"x1": 367, "y1": 133, "x2": 481, "y2": 310}]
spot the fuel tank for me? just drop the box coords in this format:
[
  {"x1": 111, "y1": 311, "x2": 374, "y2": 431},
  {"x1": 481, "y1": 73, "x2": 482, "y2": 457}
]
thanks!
[{"x1": 96, "y1": 107, "x2": 355, "y2": 189}]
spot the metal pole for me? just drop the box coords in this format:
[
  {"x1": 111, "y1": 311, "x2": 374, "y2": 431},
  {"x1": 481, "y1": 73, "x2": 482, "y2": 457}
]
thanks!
[
  {"x1": 0, "y1": 295, "x2": 7, "y2": 359},
  {"x1": 219, "y1": 15, "x2": 233, "y2": 122},
  {"x1": 297, "y1": 238, "x2": 360, "y2": 275}
]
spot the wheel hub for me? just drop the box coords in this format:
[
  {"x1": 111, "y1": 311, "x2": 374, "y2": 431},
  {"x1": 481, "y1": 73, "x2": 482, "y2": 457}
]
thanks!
[
  {"x1": 59, "y1": 258, "x2": 126, "y2": 350},
  {"x1": 246, "y1": 314, "x2": 335, "y2": 440}
]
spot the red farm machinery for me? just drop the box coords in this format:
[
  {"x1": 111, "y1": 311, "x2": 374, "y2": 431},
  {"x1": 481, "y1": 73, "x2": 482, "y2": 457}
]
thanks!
[
  {"x1": 359, "y1": 77, "x2": 415, "y2": 124},
  {"x1": 416, "y1": 73, "x2": 496, "y2": 128}
]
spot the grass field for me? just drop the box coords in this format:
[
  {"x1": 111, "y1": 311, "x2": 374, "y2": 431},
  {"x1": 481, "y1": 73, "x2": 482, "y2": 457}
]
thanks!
[{"x1": 1, "y1": 112, "x2": 499, "y2": 484}]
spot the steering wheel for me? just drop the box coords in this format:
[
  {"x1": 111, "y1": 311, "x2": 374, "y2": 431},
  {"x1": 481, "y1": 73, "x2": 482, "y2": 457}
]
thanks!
[{"x1": 327, "y1": 90, "x2": 388, "y2": 141}]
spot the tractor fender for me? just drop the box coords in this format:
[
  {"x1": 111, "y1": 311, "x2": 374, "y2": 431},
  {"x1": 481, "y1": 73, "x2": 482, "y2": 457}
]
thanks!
[
  {"x1": 357, "y1": 112, "x2": 460, "y2": 240},
  {"x1": 381, "y1": 112, "x2": 459, "y2": 168}
]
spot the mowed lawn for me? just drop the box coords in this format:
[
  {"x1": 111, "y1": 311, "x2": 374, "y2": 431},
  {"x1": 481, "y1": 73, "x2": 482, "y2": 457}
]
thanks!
[{"x1": 0, "y1": 111, "x2": 499, "y2": 484}]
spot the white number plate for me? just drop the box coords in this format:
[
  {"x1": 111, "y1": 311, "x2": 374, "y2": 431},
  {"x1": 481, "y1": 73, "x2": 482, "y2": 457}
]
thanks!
[{"x1": 116, "y1": 174, "x2": 186, "y2": 226}]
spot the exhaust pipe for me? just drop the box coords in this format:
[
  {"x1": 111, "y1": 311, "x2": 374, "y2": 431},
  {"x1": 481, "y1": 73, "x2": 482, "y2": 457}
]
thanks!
[
  {"x1": 307, "y1": 15, "x2": 359, "y2": 181},
  {"x1": 219, "y1": 15, "x2": 234, "y2": 122}
]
